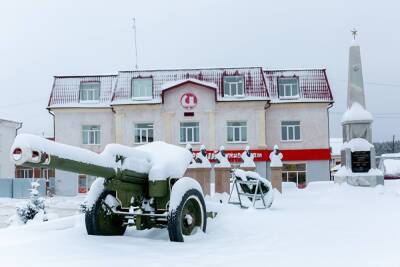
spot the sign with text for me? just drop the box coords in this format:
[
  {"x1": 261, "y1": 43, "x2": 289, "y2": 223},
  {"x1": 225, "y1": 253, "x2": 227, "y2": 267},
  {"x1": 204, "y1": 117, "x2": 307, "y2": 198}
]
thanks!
[
  {"x1": 191, "y1": 148, "x2": 331, "y2": 162},
  {"x1": 351, "y1": 151, "x2": 371, "y2": 173}
]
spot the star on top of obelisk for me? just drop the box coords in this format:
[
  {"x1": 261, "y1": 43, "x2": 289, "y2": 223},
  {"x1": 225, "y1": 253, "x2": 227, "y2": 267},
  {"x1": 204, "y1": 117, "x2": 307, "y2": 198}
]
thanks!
[{"x1": 351, "y1": 28, "x2": 358, "y2": 41}]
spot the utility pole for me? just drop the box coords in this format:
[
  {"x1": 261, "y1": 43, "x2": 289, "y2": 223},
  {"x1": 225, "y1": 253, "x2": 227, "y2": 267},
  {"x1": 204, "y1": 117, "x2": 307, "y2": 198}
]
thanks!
[
  {"x1": 132, "y1": 18, "x2": 139, "y2": 70},
  {"x1": 393, "y1": 135, "x2": 396, "y2": 153}
]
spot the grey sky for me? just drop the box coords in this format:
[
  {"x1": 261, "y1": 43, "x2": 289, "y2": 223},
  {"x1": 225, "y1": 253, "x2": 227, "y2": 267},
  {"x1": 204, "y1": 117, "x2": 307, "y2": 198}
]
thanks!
[{"x1": 0, "y1": 0, "x2": 399, "y2": 141}]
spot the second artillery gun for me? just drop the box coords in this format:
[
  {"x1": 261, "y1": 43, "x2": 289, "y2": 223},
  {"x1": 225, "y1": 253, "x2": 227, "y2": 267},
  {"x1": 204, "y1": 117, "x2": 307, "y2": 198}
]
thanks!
[{"x1": 10, "y1": 134, "x2": 207, "y2": 242}]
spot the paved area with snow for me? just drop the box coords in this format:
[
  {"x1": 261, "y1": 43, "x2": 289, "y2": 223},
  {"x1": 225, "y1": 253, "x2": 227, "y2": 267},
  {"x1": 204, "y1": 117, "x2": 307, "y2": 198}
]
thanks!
[{"x1": 1, "y1": 181, "x2": 400, "y2": 267}]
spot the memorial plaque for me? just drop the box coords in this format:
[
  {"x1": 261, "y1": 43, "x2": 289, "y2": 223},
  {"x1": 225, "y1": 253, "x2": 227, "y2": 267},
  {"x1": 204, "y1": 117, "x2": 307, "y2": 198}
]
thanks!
[{"x1": 351, "y1": 151, "x2": 371, "y2": 173}]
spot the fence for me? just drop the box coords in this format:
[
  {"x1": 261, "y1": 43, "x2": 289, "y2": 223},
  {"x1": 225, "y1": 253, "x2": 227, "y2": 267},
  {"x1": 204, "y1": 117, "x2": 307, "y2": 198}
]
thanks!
[{"x1": 0, "y1": 178, "x2": 46, "y2": 198}]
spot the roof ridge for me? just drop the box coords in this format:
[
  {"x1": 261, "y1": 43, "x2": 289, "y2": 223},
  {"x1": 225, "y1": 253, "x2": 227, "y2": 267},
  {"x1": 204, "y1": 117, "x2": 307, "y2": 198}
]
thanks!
[
  {"x1": 118, "y1": 66, "x2": 263, "y2": 73},
  {"x1": 54, "y1": 74, "x2": 118, "y2": 78}
]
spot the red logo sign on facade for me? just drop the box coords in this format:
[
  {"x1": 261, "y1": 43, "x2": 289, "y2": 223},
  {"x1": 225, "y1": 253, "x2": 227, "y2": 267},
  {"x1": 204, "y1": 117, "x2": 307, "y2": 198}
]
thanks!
[{"x1": 180, "y1": 93, "x2": 197, "y2": 110}]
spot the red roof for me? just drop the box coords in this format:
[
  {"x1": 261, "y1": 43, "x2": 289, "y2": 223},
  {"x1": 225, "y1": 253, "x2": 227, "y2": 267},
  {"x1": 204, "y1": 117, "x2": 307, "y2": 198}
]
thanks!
[
  {"x1": 49, "y1": 75, "x2": 116, "y2": 107},
  {"x1": 48, "y1": 67, "x2": 333, "y2": 108},
  {"x1": 112, "y1": 67, "x2": 268, "y2": 103},
  {"x1": 264, "y1": 69, "x2": 333, "y2": 102}
]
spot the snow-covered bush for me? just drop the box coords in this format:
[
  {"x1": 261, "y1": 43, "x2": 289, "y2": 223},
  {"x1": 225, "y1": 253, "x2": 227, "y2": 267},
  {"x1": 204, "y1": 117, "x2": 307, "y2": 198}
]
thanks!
[{"x1": 16, "y1": 181, "x2": 47, "y2": 224}]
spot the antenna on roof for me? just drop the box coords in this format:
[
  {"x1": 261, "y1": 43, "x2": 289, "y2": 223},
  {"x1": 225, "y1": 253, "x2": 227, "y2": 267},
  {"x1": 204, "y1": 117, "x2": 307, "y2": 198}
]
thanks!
[{"x1": 132, "y1": 18, "x2": 139, "y2": 70}]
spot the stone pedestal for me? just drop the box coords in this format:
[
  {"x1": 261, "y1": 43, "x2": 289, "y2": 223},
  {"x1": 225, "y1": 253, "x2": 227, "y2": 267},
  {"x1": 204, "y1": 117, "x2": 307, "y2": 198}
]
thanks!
[
  {"x1": 184, "y1": 168, "x2": 211, "y2": 195},
  {"x1": 214, "y1": 167, "x2": 231, "y2": 194},
  {"x1": 240, "y1": 166, "x2": 256, "y2": 172},
  {"x1": 270, "y1": 166, "x2": 282, "y2": 193},
  {"x1": 335, "y1": 143, "x2": 384, "y2": 187}
]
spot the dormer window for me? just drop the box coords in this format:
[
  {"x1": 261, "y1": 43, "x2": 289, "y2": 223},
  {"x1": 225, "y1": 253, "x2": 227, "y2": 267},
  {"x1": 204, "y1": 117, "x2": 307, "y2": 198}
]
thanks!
[
  {"x1": 132, "y1": 78, "x2": 153, "y2": 100},
  {"x1": 79, "y1": 82, "x2": 100, "y2": 103},
  {"x1": 278, "y1": 78, "x2": 299, "y2": 99},
  {"x1": 223, "y1": 76, "x2": 245, "y2": 97}
]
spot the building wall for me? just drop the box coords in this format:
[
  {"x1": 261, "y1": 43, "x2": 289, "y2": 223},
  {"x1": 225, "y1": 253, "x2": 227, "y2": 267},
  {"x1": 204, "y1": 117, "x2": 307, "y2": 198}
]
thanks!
[
  {"x1": 266, "y1": 103, "x2": 330, "y2": 150},
  {"x1": 51, "y1": 87, "x2": 331, "y2": 195},
  {"x1": 114, "y1": 83, "x2": 267, "y2": 151},
  {"x1": 266, "y1": 160, "x2": 330, "y2": 183},
  {"x1": 53, "y1": 108, "x2": 114, "y2": 196},
  {"x1": 307, "y1": 160, "x2": 331, "y2": 182},
  {"x1": 0, "y1": 122, "x2": 19, "y2": 178},
  {"x1": 53, "y1": 108, "x2": 115, "y2": 152}
]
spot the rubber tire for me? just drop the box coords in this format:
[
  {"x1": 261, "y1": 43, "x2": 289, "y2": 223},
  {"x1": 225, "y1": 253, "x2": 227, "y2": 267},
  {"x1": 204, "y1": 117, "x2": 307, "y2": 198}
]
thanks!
[
  {"x1": 85, "y1": 191, "x2": 127, "y2": 236},
  {"x1": 167, "y1": 189, "x2": 207, "y2": 242}
]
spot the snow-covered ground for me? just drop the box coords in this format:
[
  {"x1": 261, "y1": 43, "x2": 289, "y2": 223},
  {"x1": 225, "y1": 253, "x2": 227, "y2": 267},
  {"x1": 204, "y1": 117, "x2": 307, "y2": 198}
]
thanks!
[
  {"x1": 0, "y1": 195, "x2": 85, "y2": 228},
  {"x1": 1, "y1": 181, "x2": 400, "y2": 267}
]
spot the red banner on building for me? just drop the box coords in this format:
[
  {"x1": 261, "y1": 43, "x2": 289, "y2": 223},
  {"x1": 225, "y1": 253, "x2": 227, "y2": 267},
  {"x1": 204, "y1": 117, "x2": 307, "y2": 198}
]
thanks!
[{"x1": 193, "y1": 148, "x2": 331, "y2": 162}]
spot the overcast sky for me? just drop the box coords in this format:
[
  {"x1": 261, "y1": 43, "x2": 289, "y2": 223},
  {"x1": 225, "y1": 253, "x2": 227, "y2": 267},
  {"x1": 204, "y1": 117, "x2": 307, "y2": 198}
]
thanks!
[{"x1": 0, "y1": 0, "x2": 399, "y2": 142}]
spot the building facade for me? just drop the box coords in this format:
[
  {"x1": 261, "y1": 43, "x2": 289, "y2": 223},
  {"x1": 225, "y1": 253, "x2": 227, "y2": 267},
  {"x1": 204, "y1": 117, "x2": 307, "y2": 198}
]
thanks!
[
  {"x1": 0, "y1": 119, "x2": 21, "y2": 178},
  {"x1": 48, "y1": 67, "x2": 333, "y2": 195}
]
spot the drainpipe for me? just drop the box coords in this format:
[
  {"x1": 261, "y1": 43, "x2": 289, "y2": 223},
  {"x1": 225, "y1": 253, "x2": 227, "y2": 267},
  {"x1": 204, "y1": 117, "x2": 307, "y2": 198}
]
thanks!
[
  {"x1": 327, "y1": 102, "x2": 334, "y2": 180},
  {"x1": 47, "y1": 108, "x2": 55, "y2": 140},
  {"x1": 15, "y1": 122, "x2": 22, "y2": 136},
  {"x1": 264, "y1": 101, "x2": 271, "y2": 176}
]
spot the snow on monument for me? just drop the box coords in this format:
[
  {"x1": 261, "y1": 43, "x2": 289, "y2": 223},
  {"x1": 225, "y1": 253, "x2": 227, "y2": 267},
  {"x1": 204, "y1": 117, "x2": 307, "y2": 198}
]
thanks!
[
  {"x1": 240, "y1": 146, "x2": 256, "y2": 168},
  {"x1": 335, "y1": 30, "x2": 384, "y2": 186},
  {"x1": 214, "y1": 146, "x2": 231, "y2": 168}
]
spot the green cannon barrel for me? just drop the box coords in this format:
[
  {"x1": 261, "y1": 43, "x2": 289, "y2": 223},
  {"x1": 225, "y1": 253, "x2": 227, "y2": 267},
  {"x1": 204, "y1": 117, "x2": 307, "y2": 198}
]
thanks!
[{"x1": 11, "y1": 134, "x2": 121, "y2": 179}]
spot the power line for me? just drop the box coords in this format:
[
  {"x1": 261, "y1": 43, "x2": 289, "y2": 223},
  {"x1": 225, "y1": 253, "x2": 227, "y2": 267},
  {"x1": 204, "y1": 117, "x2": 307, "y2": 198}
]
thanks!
[
  {"x1": 330, "y1": 78, "x2": 400, "y2": 88},
  {"x1": 0, "y1": 97, "x2": 48, "y2": 110}
]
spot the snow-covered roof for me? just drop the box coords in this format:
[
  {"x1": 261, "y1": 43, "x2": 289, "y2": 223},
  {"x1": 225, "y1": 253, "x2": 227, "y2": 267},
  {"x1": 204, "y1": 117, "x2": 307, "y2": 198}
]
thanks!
[
  {"x1": 48, "y1": 75, "x2": 117, "y2": 108},
  {"x1": 112, "y1": 67, "x2": 268, "y2": 105},
  {"x1": 0, "y1": 118, "x2": 22, "y2": 128},
  {"x1": 383, "y1": 159, "x2": 400, "y2": 175},
  {"x1": 381, "y1": 153, "x2": 400, "y2": 159},
  {"x1": 264, "y1": 69, "x2": 333, "y2": 103},
  {"x1": 48, "y1": 67, "x2": 333, "y2": 108},
  {"x1": 160, "y1": 78, "x2": 218, "y2": 91}
]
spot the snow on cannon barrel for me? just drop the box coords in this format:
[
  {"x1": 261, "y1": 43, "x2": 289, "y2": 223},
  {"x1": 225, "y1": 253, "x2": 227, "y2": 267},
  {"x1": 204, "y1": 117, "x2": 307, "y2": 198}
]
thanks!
[
  {"x1": 11, "y1": 134, "x2": 119, "y2": 178},
  {"x1": 10, "y1": 133, "x2": 207, "y2": 242}
]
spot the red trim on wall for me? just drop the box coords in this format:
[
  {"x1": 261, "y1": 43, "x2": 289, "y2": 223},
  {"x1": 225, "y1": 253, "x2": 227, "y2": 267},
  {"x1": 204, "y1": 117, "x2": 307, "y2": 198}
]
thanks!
[{"x1": 193, "y1": 148, "x2": 331, "y2": 162}]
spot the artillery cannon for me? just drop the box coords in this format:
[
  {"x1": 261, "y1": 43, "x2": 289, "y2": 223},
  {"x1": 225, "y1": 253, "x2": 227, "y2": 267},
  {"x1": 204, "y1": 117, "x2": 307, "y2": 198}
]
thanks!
[{"x1": 10, "y1": 134, "x2": 207, "y2": 242}]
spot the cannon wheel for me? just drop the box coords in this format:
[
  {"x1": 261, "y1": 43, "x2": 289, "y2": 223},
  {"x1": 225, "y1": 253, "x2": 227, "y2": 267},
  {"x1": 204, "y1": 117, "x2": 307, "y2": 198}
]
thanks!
[
  {"x1": 85, "y1": 191, "x2": 127, "y2": 236},
  {"x1": 167, "y1": 189, "x2": 207, "y2": 242}
]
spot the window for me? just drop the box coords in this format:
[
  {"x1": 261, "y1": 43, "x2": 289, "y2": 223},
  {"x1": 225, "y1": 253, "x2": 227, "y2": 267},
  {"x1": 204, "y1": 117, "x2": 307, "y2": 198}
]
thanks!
[
  {"x1": 20, "y1": 168, "x2": 33, "y2": 178},
  {"x1": 223, "y1": 76, "x2": 245, "y2": 97},
  {"x1": 131, "y1": 78, "x2": 153, "y2": 99},
  {"x1": 79, "y1": 82, "x2": 100, "y2": 102},
  {"x1": 227, "y1": 121, "x2": 247, "y2": 143},
  {"x1": 134, "y1": 123, "x2": 154, "y2": 144},
  {"x1": 282, "y1": 163, "x2": 307, "y2": 188},
  {"x1": 281, "y1": 121, "x2": 300, "y2": 141},
  {"x1": 278, "y1": 78, "x2": 299, "y2": 98},
  {"x1": 82, "y1": 125, "x2": 100, "y2": 145},
  {"x1": 180, "y1": 122, "x2": 200, "y2": 143}
]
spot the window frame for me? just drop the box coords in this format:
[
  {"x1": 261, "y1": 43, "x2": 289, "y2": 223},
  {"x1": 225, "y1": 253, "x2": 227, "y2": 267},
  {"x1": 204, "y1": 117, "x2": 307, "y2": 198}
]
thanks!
[
  {"x1": 20, "y1": 168, "x2": 33, "y2": 179},
  {"x1": 278, "y1": 77, "x2": 300, "y2": 99},
  {"x1": 179, "y1": 122, "x2": 200, "y2": 144},
  {"x1": 131, "y1": 77, "x2": 154, "y2": 100},
  {"x1": 79, "y1": 81, "x2": 101, "y2": 103},
  {"x1": 282, "y1": 163, "x2": 307, "y2": 188},
  {"x1": 281, "y1": 121, "x2": 301, "y2": 142},
  {"x1": 82, "y1": 125, "x2": 101, "y2": 145},
  {"x1": 134, "y1": 122, "x2": 154, "y2": 144},
  {"x1": 227, "y1": 121, "x2": 248, "y2": 143},
  {"x1": 223, "y1": 75, "x2": 245, "y2": 97}
]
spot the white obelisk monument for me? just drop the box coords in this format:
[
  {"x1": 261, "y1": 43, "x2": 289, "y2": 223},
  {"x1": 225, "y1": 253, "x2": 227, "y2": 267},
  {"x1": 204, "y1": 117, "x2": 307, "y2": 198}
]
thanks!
[{"x1": 334, "y1": 29, "x2": 384, "y2": 187}]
